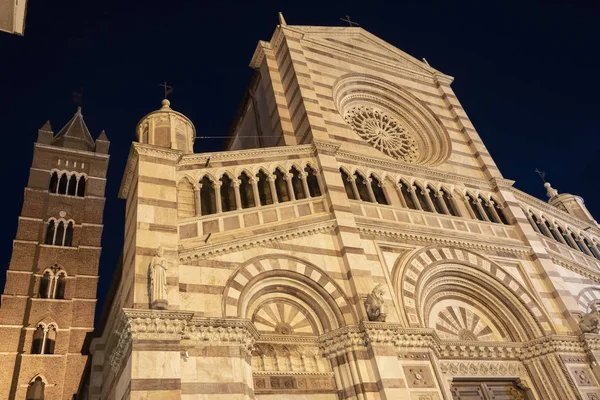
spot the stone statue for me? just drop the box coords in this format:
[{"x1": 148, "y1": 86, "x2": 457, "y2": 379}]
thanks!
[
  {"x1": 365, "y1": 283, "x2": 387, "y2": 322},
  {"x1": 579, "y1": 303, "x2": 600, "y2": 334},
  {"x1": 150, "y1": 246, "x2": 169, "y2": 309}
]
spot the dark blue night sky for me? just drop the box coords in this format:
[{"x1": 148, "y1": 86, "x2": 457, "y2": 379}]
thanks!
[{"x1": 0, "y1": 0, "x2": 598, "y2": 320}]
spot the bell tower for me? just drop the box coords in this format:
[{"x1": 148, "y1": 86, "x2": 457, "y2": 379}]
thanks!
[{"x1": 0, "y1": 107, "x2": 109, "y2": 399}]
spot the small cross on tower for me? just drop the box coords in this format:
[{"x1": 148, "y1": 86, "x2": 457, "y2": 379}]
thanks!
[
  {"x1": 159, "y1": 81, "x2": 174, "y2": 99},
  {"x1": 340, "y1": 15, "x2": 359, "y2": 27},
  {"x1": 535, "y1": 168, "x2": 547, "y2": 183}
]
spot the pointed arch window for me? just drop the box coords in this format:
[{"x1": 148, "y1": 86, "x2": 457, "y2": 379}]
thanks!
[
  {"x1": 304, "y1": 166, "x2": 321, "y2": 197},
  {"x1": 546, "y1": 221, "x2": 564, "y2": 243},
  {"x1": 31, "y1": 325, "x2": 45, "y2": 354},
  {"x1": 256, "y1": 170, "x2": 274, "y2": 206},
  {"x1": 238, "y1": 172, "x2": 255, "y2": 209},
  {"x1": 570, "y1": 232, "x2": 589, "y2": 254},
  {"x1": 493, "y1": 198, "x2": 509, "y2": 224},
  {"x1": 586, "y1": 239, "x2": 600, "y2": 260},
  {"x1": 48, "y1": 172, "x2": 59, "y2": 194},
  {"x1": 415, "y1": 185, "x2": 431, "y2": 212},
  {"x1": 39, "y1": 267, "x2": 67, "y2": 299},
  {"x1": 370, "y1": 175, "x2": 388, "y2": 205},
  {"x1": 26, "y1": 376, "x2": 45, "y2": 400},
  {"x1": 219, "y1": 174, "x2": 237, "y2": 212},
  {"x1": 58, "y1": 174, "x2": 68, "y2": 194},
  {"x1": 200, "y1": 176, "x2": 217, "y2": 215},
  {"x1": 290, "y1": 167, "x2": 306, "y2": 200},
  {"x1": 55, "y1": 272, "x2": 66, "y2": 300},
  {"x1": 44, "y1": 327, "x2": 56, "y2": 355},
  {"x1": 64, "y1": 222, "x2": 73, "y2": 247},
  {"x1": 39, "y1": 272, "x2": 51, "y2": 299},
  {"x1": 44, "y1": 220, "x2": 55, "y2": 245},
  {"x1": 441, "y1": 188, "x2": 460, "y2": 216},
  {"x1": 467, "y1": 193, "x2": 485, "y2": 221},
  {"x1": 45, "y1": 219, "x2": 73, "y2": 247},
  {"x1": 76, "y1": 176, "x2": 86, "y2": 197},
  {"x1": 55, "y1": 221, "x2": 65, "y2": 246},
  {"x1": 354, "y1": 172, "x2": 371, "y2": 202},
  {"x1": 480, "y1": 196, "x2": 498, "y2": 223},
  {"x1": 274, "y1": 169, "x2": 290, "y2": 203},
  {"x1": 340, "y1": 169, "x2": 356, "y2": 200},
  {"x1": 67, "y1": 175, "x2": 77, "y2": 196},
  {"x1": 556, "y1": 226, "x2": 577, "y2": 250},
  {"x1": 427, "y1": 185, "x2": 444, "y2": 214},
  {"x1": 399, "y1": 181, "x2": 417, "y2": 210}
]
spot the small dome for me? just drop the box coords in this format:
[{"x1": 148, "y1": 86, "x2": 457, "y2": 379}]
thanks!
[{"x1": 136, "y1": 100, "x2": 196, "y2": 154}]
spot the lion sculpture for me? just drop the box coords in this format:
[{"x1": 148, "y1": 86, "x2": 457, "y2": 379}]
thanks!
[{"x1": 365, "y1": 283, "x2": 387, "y2": 322}]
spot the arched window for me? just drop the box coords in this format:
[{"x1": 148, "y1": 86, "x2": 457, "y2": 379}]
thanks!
[
  {"x1": 200, "y1": 176, "x2": 216, "y2": 215},
  {"x1": 256, "y1": 170, "x2": 274, "y2": 206},
  {"x1": 58, "y1": 174, "x2": 68, "y2": 195},
  {"x1": 238, "y1": 172, "x2": 255, "y2": 209},
  {"x1": 370, "y1": 175, "x2": 388, "y2": 205},
  {"x1": 274, "y1": 169, "x2": 290, "y2": 203},
  {"x1": 64, "y1": 222, "x2": 73, "y2": 247},
  {"x1": 177, "y1": 179, "x2": 196, "y2": 218},
  {"x1": 441, "y1": 188, "x2": 460, "y2": 217},
  {"x1": 55, "y1": 273, "x2": 66, "y2": 300},
  {"x1": 353, "y1": 172, "x2": 371, "y2": 202},
  {"x1": 584, "y1": 238, "x2": 600, "y2": 260},
  {"x1": 31, "y1": 325, "x2": 45, "y2": 354},
  {"x1": 219, "y1": 174, "x2": 237, "y2": 212},
  {"x1": 340, "y1": 169, "x2": 356, "y2": 200},
  {"x1": 304, "y1": 166, "x2": 321, "y2": 197},
  {"x1": 479, "y1": 196, "x2": 498, "y2": 223},
  {"x1": 44, "y1": 326, "x2": 56, "y2": 355},
  {"x1": 67, "y1": 175, "x2": 77, "y2": 196},
  {"x1": 290, "y1": 167, "x2": 306, "y2": 200},
  {"x1": 557, "y1": 226, "x2": 577, "y2": 250},
  {"x1": 26, "y1": 377, "x2": 45, "y2": 400},
  {"x1": 467, "y1": 193, "x2": 485, "y2": 221},
  {"x1": 571, "y1": 232, "x2": 589, "y2": 254},
  {"x1": 76, "y1": 176, "x2": 86, "y2": 197},
  {"x1": 546, "y1": 221, "x2": 564, "y2": 243},
  {"x1": 493, "y1": 198, "x2": 509, "y2": 224},
  {"x1": 55, "y1": 221, "x2": 65, "y2": 246},
  {"x1": 399, "y1": 181, "x2": 417, "y2": 210},
  {"x1": 48, "y1": 172, "x2": 58, "y2": 194},
  {"x1": 39, "y1": 272, "x2": 51, "y2": 299},
  {"x1": 45, "y1": 221, "x2": 55, "y2": 245},
  {"x1": 533, "y1": 215, "x2": 551, "y2": 238},
  {"x1": 427, "y1": 185, "x2": 444, "y2": 214},
  {"x1": 414, "y1": 185, "x2": 431, "y2": 212}
]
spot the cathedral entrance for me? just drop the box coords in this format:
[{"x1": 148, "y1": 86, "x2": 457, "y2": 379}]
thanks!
[{"x1": 450, "y1": 379, "x2": 532, "y2": 400}]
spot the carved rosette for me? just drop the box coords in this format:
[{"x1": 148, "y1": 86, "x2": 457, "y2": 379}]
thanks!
[{"x1": 345, "y1": 106, "x2": 418, "y2": 163}]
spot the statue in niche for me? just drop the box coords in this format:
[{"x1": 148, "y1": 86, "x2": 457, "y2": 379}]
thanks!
[
  {"x1": 579, "y1": 303, "x2": 600, "y2": 334},
  {"x1": 150, "y1": 246, "x2": 169, "y2": 309},
  {"x1": 365, "y1": 283, "x2": 387, "y2": 322}
]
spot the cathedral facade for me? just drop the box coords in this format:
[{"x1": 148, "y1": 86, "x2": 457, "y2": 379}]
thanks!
[{"x1": 4, "y1": 18, "x2": 600, "y2": 400}]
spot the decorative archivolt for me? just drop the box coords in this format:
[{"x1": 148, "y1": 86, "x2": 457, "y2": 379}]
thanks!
[
  {"x1": 222, "y1": 255, "x2": 356, "y2": 332},
  {"x1": 393, "y1": 246, "x2": 551, "y2": 341},
  {"x1": 332, "y1": 73, "x2": 452, "y2": 166},
  {"x1": 576, "y1": 287, "x2": 600, "y2": 312}
]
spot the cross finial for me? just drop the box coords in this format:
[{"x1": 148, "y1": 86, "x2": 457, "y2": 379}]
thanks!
[
  {"x1": 535, "y1": 168, "x2": 546, "y2": 183},
  {"x1": 159, "y1": 81, "x2": 174, "y2": 99},
  {"x1": 340, "y1": 15, "x2": 359, "y2": 27},
  {"x1": 72, "y1": 87, "x2": 84, "y2": 107}
]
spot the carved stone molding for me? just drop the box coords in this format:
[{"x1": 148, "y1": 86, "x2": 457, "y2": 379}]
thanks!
[
  {"x1": 313, "y1": 140, "x2": 341, "y2": 155},
  {"x1": 184, "y1": 318, "x2": 258, "y2": 354},
  {"x1": 179, "y1": 219, "x2": 337, "y2": 262},
  {"x1": 549, "y1": 254, "x2": 600, "y2": 284},
  {"x1": 179, "y1": 144, "x2": 315, "y2": 167},
  {"x1": 439, "y1": 361, "x2": 526, "y2": 377}
]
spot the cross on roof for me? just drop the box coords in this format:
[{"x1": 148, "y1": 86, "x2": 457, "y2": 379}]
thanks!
[
  {"x1": 340, "y1": 15, "x2": 359, "y2": 27},
  {"x1": 535, "y1": 168, "x2": 547, "y2": 183},
  {"x1": 159, "y1": 81, "x2": 173, "y2": 99}
]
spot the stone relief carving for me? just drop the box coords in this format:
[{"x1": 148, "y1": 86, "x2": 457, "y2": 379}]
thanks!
[
  {"x1": 150, "y1": 246, "x2": 169, "y2": 309},
  {"x1": 365, "y1": 283, "x2": 387, "y2": 322},
  {"x1": 345, "y1": 106, "x2": 418, "y2": 163},
  {"x1": 439, "y1": 361, "x2": 525, "y2": 377},
  {"x1": 251, "y1": 343, "x2": 329, "y2": 373},
  {"x1": 579, "y1": 303, "x2": 600, "y2": 334}
]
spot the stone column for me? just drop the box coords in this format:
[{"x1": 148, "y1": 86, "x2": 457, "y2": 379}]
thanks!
[
  {"x1": 268, "y1": 175, "x2": 278, "y2": 204},
  {"x1": 488, "y1": 199, "x2": 503, "y2": 223},
  {"x1": 233, "y1": 179, "x2": 242, "y2": 210},
  {"x1": 394, "y1": 183, "x2": 408, "y2": 208},
  {"x1": 250, "y1": 177, "x2": 260, "y2": 208},
  {"x1": 299, "y1": 171, "x2": 310, "y2": 198},
  {"x1": 285, "y1": 173, "x2": 295, "y2": 201},
  {"x1": 423, "y1": 187, "x2": 437, "y2": 212},
  {"x1": 214, "y1": 181, "x2": 223, "y2": 213},
  {"x1": 348, "y1": 175, "x2": 360, "y2": 201},
  {"x1": 474, "y1": 197, "x2": 489, "y2": 221},
  {"x1": 436, "y1": 191, "x2": 451, "y2": 215},
  {"x1": 193, "y1": 184, "x2": 201, "y2": 216},
  {"x1": 409, "y1": 185, "x2": 422, "y2": 211},
  {"x1": 365, "y1": 177, "x2": 376, "y2": 203}
]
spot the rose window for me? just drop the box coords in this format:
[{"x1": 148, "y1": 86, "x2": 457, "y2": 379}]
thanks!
[{"x1": 344, "y1": 106, "x2": 418, "y2": 163}]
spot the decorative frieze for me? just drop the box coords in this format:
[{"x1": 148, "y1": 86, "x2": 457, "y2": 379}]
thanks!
[{"x1": 439, "y1": 361, "x2": 526, "y2": 377}]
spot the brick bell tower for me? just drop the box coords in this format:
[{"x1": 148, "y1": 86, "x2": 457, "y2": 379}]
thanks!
[{"x1": 0, "y1": 107, "x2": 109, "y2": 400}]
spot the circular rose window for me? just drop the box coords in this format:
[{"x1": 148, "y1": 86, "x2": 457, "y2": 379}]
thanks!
[{"x1": 344, "y1": 106, "x2": 418, "y2": 163}]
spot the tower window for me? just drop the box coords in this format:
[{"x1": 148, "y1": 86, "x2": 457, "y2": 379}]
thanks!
[
  {"x1": 274, "y1": 169, "x2": 290, "y2": 203},
  {"x1": 39, "y1": 266, "x2": 67, "y2": 299},
  {"x1": 26, "y1": 377, "x2": 45, "y2": 400},
  {"x1": 441, "y1": 188, "x2": 460, "y2": 216},
  {"x1": 415, "y1": 185, "x2": 431, "y2": 212},
  {"x1": 48, "y1": 172, "x2": 59, "y2": 193},
  {"x1": 428, "y1": 185, "x2": 444, "y2": 214},
  {"x1": 44, "y1": 219, "x2": 74, "y2": 247},
  {"x1": 49, "y1": 171, "x2": 87, "y2": 197},
  {"x1": 31, "y1": 323, "x2": 57, "y2": 355},
  {"x1": 467, "y1": 193, "x2": 485, "y2": 221}
]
